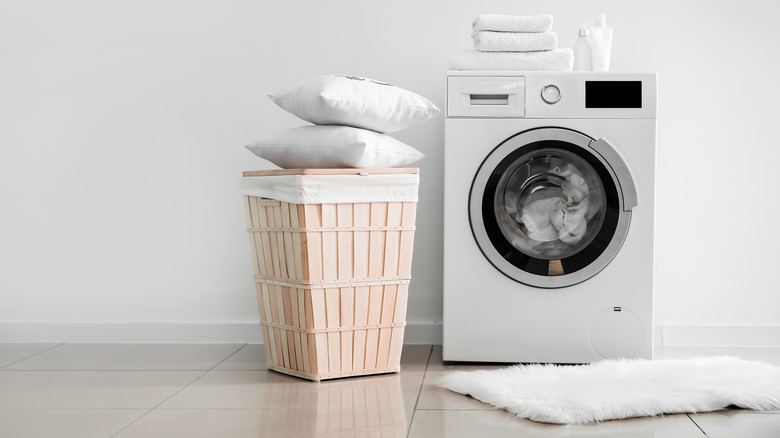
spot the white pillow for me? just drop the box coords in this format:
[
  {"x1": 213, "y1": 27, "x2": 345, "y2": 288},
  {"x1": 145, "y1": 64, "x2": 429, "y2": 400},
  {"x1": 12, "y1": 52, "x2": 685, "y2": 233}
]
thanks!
[
  {"x1": 245, "y1": 125, "x2": 425, "y2": 169},
  {"x1": 268, "y1": 75, "x2": 440, "y2": 133}
]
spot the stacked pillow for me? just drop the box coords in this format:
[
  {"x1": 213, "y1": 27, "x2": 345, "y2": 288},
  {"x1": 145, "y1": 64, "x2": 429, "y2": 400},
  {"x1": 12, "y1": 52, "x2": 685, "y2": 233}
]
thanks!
[{"x1": 246, "y1": 75, "x2": 439, "y2": 169}]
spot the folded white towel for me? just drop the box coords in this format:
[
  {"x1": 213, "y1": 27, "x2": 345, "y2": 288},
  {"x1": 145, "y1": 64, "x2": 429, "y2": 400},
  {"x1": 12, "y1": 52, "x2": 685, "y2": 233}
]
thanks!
[
  {"x1": 472, "y1": 14, "x2": 553, "y2": 34},
  {"x1": 449, "y1": 49, "x2": 574, "y2": 71},
  {"x1": 473, "y1": 31, "x2": 558, "y2": 52}
]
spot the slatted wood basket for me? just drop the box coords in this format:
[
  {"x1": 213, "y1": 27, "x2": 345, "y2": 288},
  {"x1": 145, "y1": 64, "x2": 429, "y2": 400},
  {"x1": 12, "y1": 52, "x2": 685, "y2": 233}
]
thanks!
[{"x1": 242, "y1": 168, "x2": 418, "y2": 381}]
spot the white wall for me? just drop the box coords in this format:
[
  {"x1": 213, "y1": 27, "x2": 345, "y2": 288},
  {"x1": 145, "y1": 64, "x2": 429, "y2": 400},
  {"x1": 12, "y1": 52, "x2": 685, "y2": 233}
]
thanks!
[{"x1": 2, "y1": 0, "x2": 779, "y2": 344}]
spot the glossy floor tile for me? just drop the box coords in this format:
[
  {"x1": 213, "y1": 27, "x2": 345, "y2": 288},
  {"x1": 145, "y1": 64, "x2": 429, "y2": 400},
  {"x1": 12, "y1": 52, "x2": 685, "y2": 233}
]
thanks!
[
  {"x1": 115, "y1": 408, "x2": 408, "y2": 438},
  {"x1": 159, "y1": 369, "x2": 425, "y2": 422},
  {"x1": 212, "y1": 343, "x2": 268, "y2": 371},
  {"x1": 0, "y1": 344, "x2": 778, "y2": 437},
  {"x1": 398, "y1": 344, "x2": 433, "y2": 371},
  {"x1": 0, "y1": 343, "x2": 60, "y2": 368},
  {"x1": 4, "y1": 343, "x2": 244, "y2": 370},
  {"x1": 0, "y1": 370, "x2": 203, "y2": 408},
  {"x1": 408, "y1": 410, "x2": 708, "y2": 438},
  {"x1": 691, "y1": 411, "x2": 780, "y2": 438},
  {"x1": 416, "y1": 370, "x2": 494, "y2": 410},
  {"x1": 0, "y1": 409, "x2": 146, "y2": 438}
]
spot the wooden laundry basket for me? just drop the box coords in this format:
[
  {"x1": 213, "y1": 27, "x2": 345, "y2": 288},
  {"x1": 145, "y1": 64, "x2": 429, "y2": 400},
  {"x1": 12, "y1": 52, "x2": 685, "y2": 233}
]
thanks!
[{"x1": 242, "y1": 168, "x2": 418, "y2": 381}]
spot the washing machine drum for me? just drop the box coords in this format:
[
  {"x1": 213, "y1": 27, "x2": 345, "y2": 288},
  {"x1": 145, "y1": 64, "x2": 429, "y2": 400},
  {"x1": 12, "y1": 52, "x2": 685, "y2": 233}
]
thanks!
[{"x1": 470, "y1": 128, "x2": 638, "y2": 288}]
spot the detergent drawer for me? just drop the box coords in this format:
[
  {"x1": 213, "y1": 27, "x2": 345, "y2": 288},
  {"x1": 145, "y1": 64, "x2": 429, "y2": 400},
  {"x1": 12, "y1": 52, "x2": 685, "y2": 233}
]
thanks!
[{"x1": 447, "y1": 76, "x2": 525, "y2": 118}]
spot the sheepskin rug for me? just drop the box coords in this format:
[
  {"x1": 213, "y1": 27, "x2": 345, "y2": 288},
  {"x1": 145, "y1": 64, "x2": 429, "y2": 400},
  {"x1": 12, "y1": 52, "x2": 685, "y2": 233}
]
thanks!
[{"x1": 438, "y1": 356, "x2": 780, "y2": 425}]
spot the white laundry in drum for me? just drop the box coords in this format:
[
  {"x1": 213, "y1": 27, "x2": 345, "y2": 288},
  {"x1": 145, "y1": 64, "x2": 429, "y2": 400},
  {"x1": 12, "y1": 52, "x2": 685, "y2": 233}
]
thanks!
[
  {"x1": 517, "y1": 164, "x2": 600, "y2": 246},
  {"x1": 499, "y1": 156, "x2": 605, "y2": 260}
]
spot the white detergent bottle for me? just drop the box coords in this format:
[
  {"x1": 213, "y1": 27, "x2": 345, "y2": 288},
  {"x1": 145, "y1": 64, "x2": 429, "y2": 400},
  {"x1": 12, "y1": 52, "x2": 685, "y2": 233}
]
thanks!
[
  {"x1": 589, "y1": 14, "x2": 613, "y2": 71},
  {"x1": 573, "y1": 24, "x2": 592, "y2": 71}
]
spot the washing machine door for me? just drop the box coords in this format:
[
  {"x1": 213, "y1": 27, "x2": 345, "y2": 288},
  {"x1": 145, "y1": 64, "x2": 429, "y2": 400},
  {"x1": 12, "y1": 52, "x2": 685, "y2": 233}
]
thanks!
[{"x1": 470, "y1": 127, "x2": 638, "y2": 288}]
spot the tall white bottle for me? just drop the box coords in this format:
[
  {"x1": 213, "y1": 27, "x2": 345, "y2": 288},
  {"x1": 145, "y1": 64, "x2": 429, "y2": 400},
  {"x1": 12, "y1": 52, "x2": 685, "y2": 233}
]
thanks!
[
  {"x1": 589, "y1": 14, "x2": 613, "y2": 72},
  {"x1": 573, "y1": 24, "x2": 592, "y2": 71}
]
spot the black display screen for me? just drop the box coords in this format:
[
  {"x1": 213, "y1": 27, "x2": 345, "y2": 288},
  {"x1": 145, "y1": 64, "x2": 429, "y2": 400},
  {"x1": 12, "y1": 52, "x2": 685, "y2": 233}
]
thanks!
[{"x1": 586, "y1": 81, "x2": 642, "y2": 108}]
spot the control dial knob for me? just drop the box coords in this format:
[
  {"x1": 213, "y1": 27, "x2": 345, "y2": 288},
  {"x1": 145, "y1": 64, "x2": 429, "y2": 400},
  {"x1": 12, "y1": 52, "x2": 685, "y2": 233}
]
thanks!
[{"x1": 541, "y1": 85, "x2": 562, "y2": 104}]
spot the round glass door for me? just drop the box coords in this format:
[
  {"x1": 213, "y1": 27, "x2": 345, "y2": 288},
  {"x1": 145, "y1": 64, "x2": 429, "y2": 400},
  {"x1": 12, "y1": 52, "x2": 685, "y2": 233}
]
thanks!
[
  {"x1": 495, "y1": 147, "x2": 606, "y2": 260},
  {"x1": 470, "y1": 128, "x2": 635, "y2": 288}
]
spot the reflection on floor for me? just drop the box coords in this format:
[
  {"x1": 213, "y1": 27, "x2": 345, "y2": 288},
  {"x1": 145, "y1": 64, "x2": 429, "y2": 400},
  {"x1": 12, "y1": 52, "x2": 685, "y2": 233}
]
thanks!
[{"x1": 1, "y1": 344, "x2": 779, "y2": 437}]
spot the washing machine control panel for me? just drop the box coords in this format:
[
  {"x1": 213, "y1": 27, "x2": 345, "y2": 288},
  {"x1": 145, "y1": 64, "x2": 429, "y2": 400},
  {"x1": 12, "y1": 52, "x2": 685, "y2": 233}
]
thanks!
[
  {"x1": 523, "y1": 74, "x2": 656, "y2": 119},
  {"x1": 446, "y1": 72, "x2": 657, "y2": 119}
]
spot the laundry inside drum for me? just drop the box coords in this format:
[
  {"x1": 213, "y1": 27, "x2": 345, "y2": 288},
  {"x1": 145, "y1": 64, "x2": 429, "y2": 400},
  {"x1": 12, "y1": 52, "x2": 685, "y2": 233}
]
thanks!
[{"x1": 495, "y1": 148, "x2": 607, "y2": 260}]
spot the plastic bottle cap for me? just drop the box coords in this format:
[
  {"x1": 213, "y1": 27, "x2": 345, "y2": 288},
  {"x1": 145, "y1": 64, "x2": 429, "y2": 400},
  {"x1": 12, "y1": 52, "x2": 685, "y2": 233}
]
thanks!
[
  {"x1": 579, "y1": 23, "x2": 591, "y2": 36},
  {"x1": 595, "y1": 14, "x2": 607, "y2": 27}
]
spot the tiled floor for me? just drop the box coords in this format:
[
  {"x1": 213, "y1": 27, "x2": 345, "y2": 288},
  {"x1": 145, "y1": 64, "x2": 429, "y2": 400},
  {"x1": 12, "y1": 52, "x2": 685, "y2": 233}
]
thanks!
[{"x1": 1, "y1": 344, "x2": 779, "y2": 437}]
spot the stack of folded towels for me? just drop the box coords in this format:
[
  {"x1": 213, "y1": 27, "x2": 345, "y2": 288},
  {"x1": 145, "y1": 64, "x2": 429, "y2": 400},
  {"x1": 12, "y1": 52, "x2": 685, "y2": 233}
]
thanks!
[{"x1": 450, "y1": 14, "x2": 574, "y2": 71}]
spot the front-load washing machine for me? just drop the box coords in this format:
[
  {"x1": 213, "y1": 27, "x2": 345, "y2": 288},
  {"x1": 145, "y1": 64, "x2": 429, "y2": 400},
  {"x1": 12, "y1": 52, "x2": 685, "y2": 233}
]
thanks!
[{"x1": 443, "y1": 71, "x2": 656, "y2": 363}]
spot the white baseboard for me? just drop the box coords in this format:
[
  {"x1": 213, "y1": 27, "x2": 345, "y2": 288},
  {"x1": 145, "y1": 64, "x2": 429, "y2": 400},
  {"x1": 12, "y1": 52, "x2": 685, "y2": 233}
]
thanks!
[
  {"x1": 656, "y1": 324, "x2": 780, "y2": 347},
  {"x1": 0, "y1": 322, "x2": 264, "y2": 343},
  {"x1": 1, "y1": 322, "x2": 777, "y2": 347},
  {"x1": 404, "y1": 322, "x2": 443, "y2": 344},
  {"x1": 0, "y1": 322, "x2": 443, "y2": 344}
]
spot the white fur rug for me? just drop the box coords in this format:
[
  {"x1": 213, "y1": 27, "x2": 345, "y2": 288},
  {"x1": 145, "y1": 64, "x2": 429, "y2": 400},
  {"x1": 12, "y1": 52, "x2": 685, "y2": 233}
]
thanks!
[{"x1": 438, "y1": 356, "x2": 780, "y2": 425}]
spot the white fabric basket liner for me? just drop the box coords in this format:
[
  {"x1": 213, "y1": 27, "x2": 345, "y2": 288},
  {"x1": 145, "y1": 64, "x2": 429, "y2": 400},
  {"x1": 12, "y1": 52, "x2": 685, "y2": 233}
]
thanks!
[{"x1": 241, "y1": 173, "x2": 419, "y2": 204}]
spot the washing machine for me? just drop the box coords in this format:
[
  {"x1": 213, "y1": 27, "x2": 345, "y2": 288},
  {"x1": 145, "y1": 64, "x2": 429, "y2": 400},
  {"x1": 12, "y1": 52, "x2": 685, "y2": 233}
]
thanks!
[{"x1": 443, "y1": 71, "x2": 656, "y2": 363}]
